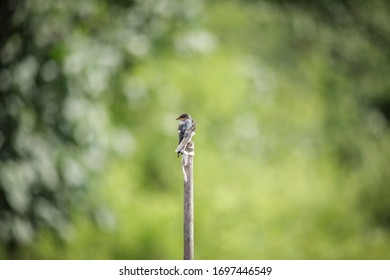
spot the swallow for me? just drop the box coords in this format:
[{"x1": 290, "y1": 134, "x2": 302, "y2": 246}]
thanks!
[{"x1": 176, "y1": 113, "x2": 195, "y2": 157}]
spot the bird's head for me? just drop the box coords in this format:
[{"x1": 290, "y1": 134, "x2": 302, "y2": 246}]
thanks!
[{"x1": 176, "y1": 113, "x2": 191, "y2": 121}]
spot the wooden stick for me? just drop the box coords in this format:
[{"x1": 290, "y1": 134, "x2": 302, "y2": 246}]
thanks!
[
  {"x1": 182, "y1": 140, "x2": 194, "y2": 260},
  {"x1": 176, "y1": 122, "x2": 196, "y2": 260}
]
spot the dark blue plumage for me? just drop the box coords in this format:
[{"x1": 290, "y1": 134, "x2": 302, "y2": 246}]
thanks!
[
  {"x1": 178, "y1": 118, "x2": 193, "y2": 144},
  {"x1": 176, "y1": 113, "x2": 195, "y2": 157}
]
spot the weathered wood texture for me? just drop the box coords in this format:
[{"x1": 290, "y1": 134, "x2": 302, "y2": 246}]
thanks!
[
  {"x1": 176, "y1": 121, "x2": 195, "y2": 260},
  {"x1": 183, "y1": 140, "x2": 194, "y2": 260}
]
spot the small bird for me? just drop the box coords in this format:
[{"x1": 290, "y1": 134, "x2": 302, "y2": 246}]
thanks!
[{"x1": 176, "y1": 113, "x2": 195, "y2": 157}]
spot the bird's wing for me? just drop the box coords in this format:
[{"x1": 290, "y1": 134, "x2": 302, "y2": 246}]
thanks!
[
  {"x1": 178, "y1": 119, "x2": 195, "y2": 145},
  {"x1": 178, "y1": 121, "x2": 186, "y2": 144}
]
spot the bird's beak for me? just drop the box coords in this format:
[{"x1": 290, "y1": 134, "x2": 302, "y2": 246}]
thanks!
[{"x1": 176, "y1": 117, "x2": 181, "y2": 120}]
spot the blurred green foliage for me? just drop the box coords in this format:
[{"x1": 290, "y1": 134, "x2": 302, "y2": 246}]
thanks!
[
  {"x1": 1, "y1": 0, "x2": 390, "y2": 259},
  {"x1": 0, "y1": 0, "x2": 203, "y2": 258}
]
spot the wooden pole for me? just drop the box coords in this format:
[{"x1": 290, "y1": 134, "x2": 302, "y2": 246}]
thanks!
[
  {"x1": 175, "y1": 122, "x2": 196, "y2": 260},
  {"x1": 183, "y1": 141, "x2": 194, "y2": 260}
]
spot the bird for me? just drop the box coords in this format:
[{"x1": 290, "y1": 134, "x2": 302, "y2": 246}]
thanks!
[{"x1": 176, "y1": 113, "x2": 195, "y2": 157}]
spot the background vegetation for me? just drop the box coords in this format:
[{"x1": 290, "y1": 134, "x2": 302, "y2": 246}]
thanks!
[{"x1": 1, "y1": 0, "x2": 389, "y2": 259}]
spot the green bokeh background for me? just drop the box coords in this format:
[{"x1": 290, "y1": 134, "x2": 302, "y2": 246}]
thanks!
[{"x1": 1, "y1": 0, "x2": 390, "y2": 259}]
